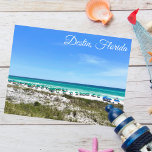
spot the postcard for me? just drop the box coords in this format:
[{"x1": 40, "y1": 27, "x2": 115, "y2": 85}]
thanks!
[{"x1": 4, "y1": 25, "x2": 132, "y2": 126}]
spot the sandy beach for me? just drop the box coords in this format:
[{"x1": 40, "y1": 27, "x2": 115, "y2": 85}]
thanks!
[
  {"x1": 8, "y1": 81, "x2": 124, "y2": 105},
  {"x1": 4, "y1": 81, "x2": 123, "y2": 125}
]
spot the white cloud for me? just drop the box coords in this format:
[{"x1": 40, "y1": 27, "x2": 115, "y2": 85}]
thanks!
[
  {"x1": 98, "y1": 68, "x2": 128, "y2": 77},
  {"x1": 79, "y1": 54, "x2": 106, "y2": 65}
]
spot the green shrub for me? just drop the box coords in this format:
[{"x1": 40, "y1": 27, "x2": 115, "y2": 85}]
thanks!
[
  {"x1": 4, "y1": 101, "x2": 65, "y2": 121},
  {"x1": 73, "y1": 110, "x2": 77, "y2": 117},
  {"x1": 34, "y1": 101, "x2": 41, "y2": 106}
]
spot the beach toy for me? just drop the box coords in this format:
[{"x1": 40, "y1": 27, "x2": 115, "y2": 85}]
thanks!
[
  {"x1": 128, "y1": 9, "x2": 152, "y2": 88},
  {"x1": 105, "y1": 105, "x2": 152, "y2": 152},
  {"x1": 86, "y1": 0, "x2": 113, "y2": 25},
  {"x1": 78, "y1": 137, "x2": 113, "y2": 152}
]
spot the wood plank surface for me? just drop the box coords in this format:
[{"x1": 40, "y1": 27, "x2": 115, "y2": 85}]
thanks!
[
  {"x1": 0, "y1": 0, "x2": 151, "y2": 12},
  {"x1": 0, "y1": 125, "x2": 152, "y2": 152},
  {"x1": 0, "y1": 1, "x2": 151, "y2": 151},
  {"x1": 0, "y1": 125, "x2": 123, "y2": 152}
]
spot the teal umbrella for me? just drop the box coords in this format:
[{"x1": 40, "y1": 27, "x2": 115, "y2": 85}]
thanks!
[
  {"x1": 49, "y1": 88, "x2": 55, "y2": 92},
  {"x1": 75, "y1": 92, "x2": 79, "y2": 95},
  {"x1": 27, "y1": 83, "x2": 30, "y2": 86},
  {"x1": 97, "y1": 95, "x2": 100, "y2": 98},
  {"x1": 62, "y1": 90, "x2": 66, "y2": 94}
]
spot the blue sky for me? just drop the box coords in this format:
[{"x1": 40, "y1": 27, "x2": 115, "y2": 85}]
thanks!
[{"x1": 9, "y1": 25, "x2": 132, "y2": 89}]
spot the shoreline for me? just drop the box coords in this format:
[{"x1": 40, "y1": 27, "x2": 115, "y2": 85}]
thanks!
[{"x1": 8, "y1": 80, "x2": 124, "y2": 105}]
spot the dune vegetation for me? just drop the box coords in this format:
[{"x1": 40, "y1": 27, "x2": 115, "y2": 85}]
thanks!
[{"x1": 5, "y1": 84, "x2": 123, "y2": 126}]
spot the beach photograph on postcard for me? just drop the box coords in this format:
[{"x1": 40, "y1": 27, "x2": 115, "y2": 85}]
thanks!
[{"x1": 4, "y1": 25, "x2": 132, "y2": 126}]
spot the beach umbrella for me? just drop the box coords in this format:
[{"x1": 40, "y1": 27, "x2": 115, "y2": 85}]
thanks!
[
  {"x1": 81, "y1": 93, "x2": 85, "y2": 96},
  {"x1": 41, "y1": 85, "x2": 45, "y2": 88},
  {"x1": 55, "y1": 88, "x2": 60, "y2": 92},
  {"x1": 49, "y1": 88, "x2": 55, "y2": 92},
  {"x1": 97, "y1": 95, "x2": 100, "y2": 98},
  {"x1": 86, "y1": 93, "x2": 90, "y2": 96},
  {"x1": 114, "y1": 98, "x2": 120, "y2": 102},
  {"x1": 103, "y1": 96, "x2": 112, "y2": 101},
  {"x1": 75, "y1": 92, "x2": 79, "y2": 95},
  {"x1": 36, "y1": 85, "x2": 40, "y2": 88},
  {"x1": 92, "y1": 94, "x2": 96, "y2": 97},
  {"x1": 27, "y1": 83, "x2": 31, "y2": 87},
  {"x1": 62, "y1": 90, "x2": 66, "y2": 94},
  {"x1": 103, "y1": 97, "x2": 106, "y2": 101}
]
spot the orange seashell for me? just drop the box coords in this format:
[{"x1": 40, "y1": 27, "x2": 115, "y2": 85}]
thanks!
[{"x1": 86, "y1": 0, "x2": 113, "y2": 25}]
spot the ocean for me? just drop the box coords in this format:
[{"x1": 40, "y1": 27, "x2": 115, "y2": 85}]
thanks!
[{"x1": 8, "y1": 75, "x2": 126, "y2": 101}]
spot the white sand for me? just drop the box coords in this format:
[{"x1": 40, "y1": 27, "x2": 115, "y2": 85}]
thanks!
[{"x1": 8, "y1": 82, "x2": 123, "y2": 105}]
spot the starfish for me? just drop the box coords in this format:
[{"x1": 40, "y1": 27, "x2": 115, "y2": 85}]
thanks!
[
  {"x1": 78, "y1": 138, "x2": 113, "y2": 152},
  {"x1": 148, "y1": 51, "x2": 152, "y2": 63}
]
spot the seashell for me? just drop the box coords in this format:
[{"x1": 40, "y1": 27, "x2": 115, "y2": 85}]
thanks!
[
  {"x1": 148, "y1": 106, "x2": 152, "y2": 115},
  {"x1": 146, "y1": 21, "x2": 152, "y2": 33},
  {"x1": 86, "y1": 0, "x2": 113, "y2": 25}
]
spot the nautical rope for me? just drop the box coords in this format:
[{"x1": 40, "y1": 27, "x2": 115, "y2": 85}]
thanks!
[{"x1": 126, "y1": 131, "x2": 152, "y2": 152}]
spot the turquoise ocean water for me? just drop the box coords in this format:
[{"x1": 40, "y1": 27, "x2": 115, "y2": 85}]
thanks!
[{"x1": 8, "y1": 75, "x2": 125, "y2": 101}]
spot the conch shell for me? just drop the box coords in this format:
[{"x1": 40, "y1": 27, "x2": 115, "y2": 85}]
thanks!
[{"x1": 86, "y1": 0, "x2": 113, "y2": 25}]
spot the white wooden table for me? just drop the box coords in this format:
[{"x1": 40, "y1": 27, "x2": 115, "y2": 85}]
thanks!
[{"x1": 0, "y1": 1, "x2": 152, "y2": 151}]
